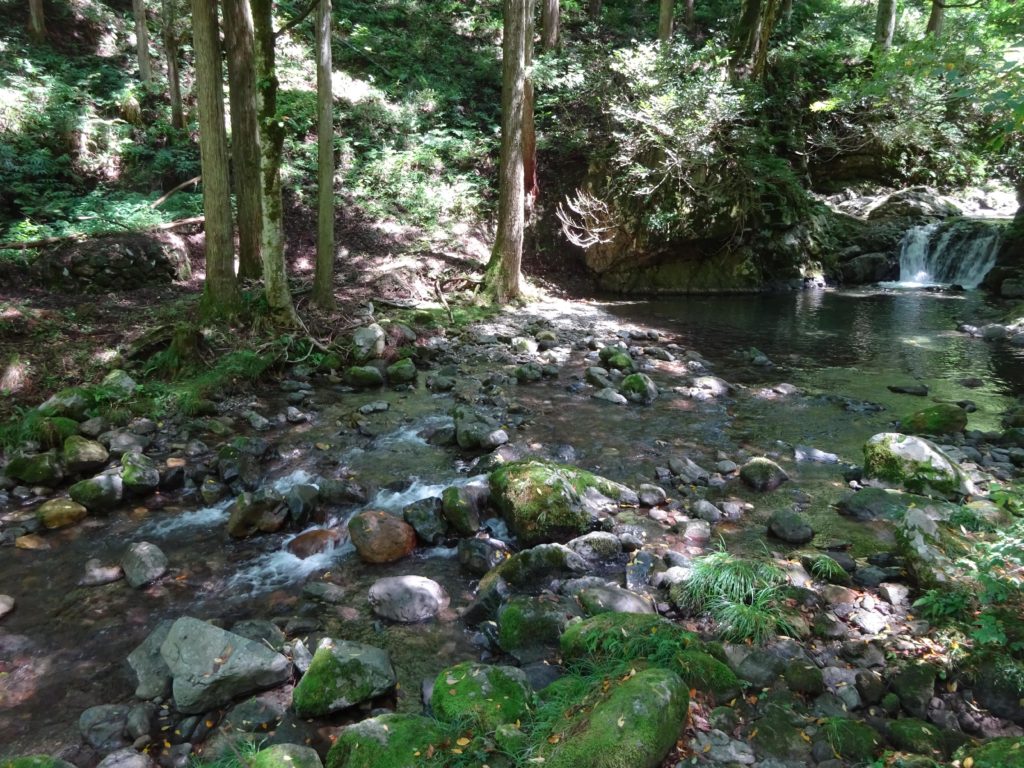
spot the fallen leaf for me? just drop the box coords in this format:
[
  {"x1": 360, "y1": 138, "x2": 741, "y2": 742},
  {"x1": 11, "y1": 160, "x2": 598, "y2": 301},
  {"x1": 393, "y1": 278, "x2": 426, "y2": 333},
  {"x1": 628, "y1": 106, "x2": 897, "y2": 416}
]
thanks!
[{"x1": 456, "y1": 737, "x2": 471, "y2": 746}]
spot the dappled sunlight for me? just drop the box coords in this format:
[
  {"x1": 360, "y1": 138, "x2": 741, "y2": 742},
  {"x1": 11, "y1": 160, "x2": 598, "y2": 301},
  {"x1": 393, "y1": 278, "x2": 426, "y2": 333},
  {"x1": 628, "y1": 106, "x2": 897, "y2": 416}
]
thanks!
[{"x1": 0, "y1": 357, "x2": 29, "y2": 394}]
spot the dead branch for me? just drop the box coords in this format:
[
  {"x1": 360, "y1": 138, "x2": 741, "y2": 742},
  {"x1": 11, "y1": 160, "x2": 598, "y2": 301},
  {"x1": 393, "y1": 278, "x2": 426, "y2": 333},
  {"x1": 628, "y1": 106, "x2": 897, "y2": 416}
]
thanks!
[
  {"x1": 556, "y1": 189, "x2": 617, "y2": 249},
  {"x1": 151, "y1": 175, "x2": 202, "y2": 208}
]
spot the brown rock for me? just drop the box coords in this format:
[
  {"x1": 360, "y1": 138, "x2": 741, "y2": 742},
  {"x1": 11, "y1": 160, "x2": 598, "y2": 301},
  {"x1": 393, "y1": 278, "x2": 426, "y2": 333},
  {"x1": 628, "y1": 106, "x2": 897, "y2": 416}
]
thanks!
[
  {"x1": 15, "y1": 534, "x2": 51, "y2": 550},
  {"x1": 37, "y1": 498, "x2": 88, "y2": 529},
  {"x1": 288, "y1": 528, "x2": 344, "y2": 559},
  {"x1": 349, "y1": 510, "x2": 417, "y2": 563}
]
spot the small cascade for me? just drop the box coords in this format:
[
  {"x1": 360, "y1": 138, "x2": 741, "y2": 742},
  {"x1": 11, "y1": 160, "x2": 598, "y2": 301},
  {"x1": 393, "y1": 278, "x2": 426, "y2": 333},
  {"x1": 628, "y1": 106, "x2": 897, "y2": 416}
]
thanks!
[{"x1": 897, "y1": 219, "x2": 1003, "y2": 289}]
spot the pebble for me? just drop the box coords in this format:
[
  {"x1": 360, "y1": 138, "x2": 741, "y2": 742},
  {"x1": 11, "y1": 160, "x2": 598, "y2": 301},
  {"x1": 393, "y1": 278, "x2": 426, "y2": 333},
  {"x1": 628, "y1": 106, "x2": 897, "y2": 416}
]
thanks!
[{"x1": 0, "y1": 594, "x2": 14, "y2": 619}]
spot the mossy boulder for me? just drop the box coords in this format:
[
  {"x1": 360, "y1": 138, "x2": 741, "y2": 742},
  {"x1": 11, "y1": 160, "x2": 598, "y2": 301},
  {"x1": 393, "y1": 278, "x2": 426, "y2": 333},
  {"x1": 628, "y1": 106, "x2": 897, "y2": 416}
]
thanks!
[
  {"x1": 348, "y1": 366, "x2": 384, "y2": 388},
  {"x1": 38, "y1": 387, "x2": 90, "y2": 419},
  {"x1": 385, "y1": 358, "x2": 416, "y2": 384},
  {"x1": 489, "y1": 458, "x2": 634, "y2": 545},
  {"x1": 121, "y1": 451, "x2": 159, "y2": 495},
  {"x1": 69, "y1": 473, "x2": 124, "y2": 512},
  {"x1": 497, "y1": 594, "x2": 583, "y2": 662},
  {"x1": 325, "y1": 713, "x2": 444, "y2": 768},
  {"x1": 751, "y1": 700, "x2": 812, "y2": 760},
  {"x1": 901, "y1": 403, "x2": 968, "y2": 435},
  {"x1": 5, "y1": 451, "x2": 63, "y2": 486},
  {"x1": 430, "y1": 661, "x2": 531, "y2": 731},
  {"x1": 973, "y1": 657, "x2": 1024, "y2": 724},
  {"x1": 251, "y1": 745, "x2": 322, "y2": 768},
  {"x1": 837, "y1": 486, "x2": 958, "y2": 522},
  {"x1": 36, "y1": 498, "x2": 87, "y2": 529},
  {"x1": 467, "y1": 543, "x2": 588, "y2": 622},
  {"x1": 863, "y1": 432, "x2": 975, "y2": 499},
  {"x1": 895, "y1": 508, "x2": 968, "y2": 589},
  {"x1": 62, "y1": 435, "x2": 109, "y2": 475},
  {"x1": 440, "y1": 485, "x2": 481, "y2": 536},
  {"x1": 887, "y1": 718, "x2": 944, "y2": 756},
  {"x1": 540, "y1": 667, "x2": 688, "y2": 768},
  {"x1": 785, "y1": 661, "x2": 825, "y2": 695},
  {"x1": 820, "y1": 717, "x2": 883, "y2": 764},
  {"x1": 560, "y1": 613, "x2": 700, "y2": 662},
  {"x1": 892, "y1": 663, "x2": 937, "y2": 719},
  {"x1": 674, "y1": 650, "x2": 742, "y2": 698},
  {"x1": 958, "y1": 737, "x2": 1024, "y2": 768},
  {"x1": 599, "y1": 347, "x2": 634, "y2": 372},
  {"x1": 292, "y1": 640, "x2": 397, "y2": 717},
  {"x1": 739, "y1": 457, "x2": 789, "y2": 492},
  {"x1": 620, "y1": 373, "x2": 658, "y2": 404},
  {"x1": 1, "y1": 757, "x2": 76, "y2": 768}
]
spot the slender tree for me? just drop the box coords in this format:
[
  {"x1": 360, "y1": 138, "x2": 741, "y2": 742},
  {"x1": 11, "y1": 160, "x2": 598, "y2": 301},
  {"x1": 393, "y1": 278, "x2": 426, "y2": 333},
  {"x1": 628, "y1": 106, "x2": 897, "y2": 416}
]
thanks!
[
  {"x1": 190, "y1": 0, "x2": 240, "y2": 315},
  {"x1": 732, "y1": 0, "x2": 781, "y2": 79},
  {"x1": 28, "y1": 0, "x2": 45, "y2": 40},
  {"x1": 588, "y1": 0, "x2": 601, "y2": 21},
  {"x1": 685, "y1": 0, "x2": 695, "y2": 32},
  {"x1": 541, "y1": 0, "x2": 559, "y2": 51},
  {"x1": 658, "y1": 0, "x2": 674, "y2": 41},
  {"x1": 312, "y1": 0, "x2": 336, "y2": 309},
  {"x1": 925, "y1": 0, "x2": 943, "y2": 38},
  {"x1": 223, "y1": 0, "x2": 263, "y2": 280},
  {"x1": 251, "y1": 0, "x2": 298, "y2": 324},
  {"x1": 523, "y1": 0, "x2": 538, "y2": 204},
  {"x1": 485, "y1": 0, "x2": 529, "y2": 304},
  {"x1": 133, "y1": 0, "x2": 152, "y2": 83},
  {"x1": 872, "y1": 0, "x2": 897, "y2": 52},
  {"x1": 162, "y1": 0, "x2": 184, "y2": 130}
]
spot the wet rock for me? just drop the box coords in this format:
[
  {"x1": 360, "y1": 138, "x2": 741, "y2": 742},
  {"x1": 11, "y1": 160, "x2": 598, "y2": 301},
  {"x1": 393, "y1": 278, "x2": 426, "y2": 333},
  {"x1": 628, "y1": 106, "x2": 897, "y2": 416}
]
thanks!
[
  {"x1": 103, "y1": 430, "x2": 152, "y2": 457},
  {"x1": 63, "y1": 435, "x2": 109, "y2": 475},
  {"x1": 794, "y1": 445, "x2": 840, "y2": 464},
  {"x1": 226, "y1": 489, "x2": 287, "y2": 538},
  {"x1": 37, "y1": 498, "x2": 87, "y2": 529},
  {"x1": 15, "y1": 533, "x2": 50, "y2": 550},
  {"x1": 497, "y1": 594, "x2": 584, "y2": 663},
  {"x1": 739, "y1": 457, "x2": 789, "y2": 492},
  {"x1": 118, "y1": 542, "x2": 167, "y2": 589},
  {"x1": 593, "y1": 387, "x2": 628, "y2": 405},
  {"x1": 347, "y1": 366, "x2": 384, "y2": 388},
  {"x1": 669, "y1": 456, "x2": 710, "y2": 485},
  {"x1": 863, "y1": 432, "x2": 974, "y2": 499},
  {"x1": 430, "y1": 662, "x2": 530, "y2": 731},
  {"x1": 440, "y1": 483, "x2": 485, "y2": 535},
  {"x1": 683, "y1": 519, "x2": 711, "y2": 545},
  {"x1": 291, "y1": 639, "x2": 396, "y2": 717},
  {"x1": 892, "y1": 663, "x2": 937, "y2": 719},
  {"x1": 0, "y1": 594, "x2": 15, "y2": 619},
  {"x1": 577, "y1": 585, "x2": 655, "y2": 615},
  {"x1": 348, "y1": 510, "x2": 417, "y2": 563},
  {"x1": 888, "y1": 383, "x2": 930, "y2": 396},
  {"x1": 129, "y1": 621, "x2": 190, "y2": 702},
  {"x1": 324, "y1": 713, "x2": 443, "y2": 768},
  {"x1": 586, "y1": 367, "x2": 615, "y2": 389},
  {"x1": 458, "y1": 537, "x2": 507, "y2": 575},
  {"x1": 5, "y1": 452, "x2": 63, "y2": 486},
  {"x1": 785, "y1": 662, "x2": 825, "y2": 695},
  {"x1": 317, "y1": 477, "x2": 367, "y2": 505},
  {"x1": 515, "y1": 362, "x2": 543, "y2": 383},
  {"x1": 79, "y1": 704, "x2": 131, "y2": 752},
  {"x1": 453, "y1": 405, "x2": 506, "y2": 450},
  {"x1": 287, "y1": 528, "x2": 343, "y2": 559},
  {"x1": 767, "y1": 509, "x2": 814, "y2": 544},
  {"x1": 121, "y1": 452, "x2": 160, "y2": 496},
  {"x1": 230, "y1": 620, "x2": 286, "y2": 652},
  {"x1": 70, "y1": 473, "x2": 124, "y2": 513},
  {"x1": 567, "y1": 531, "x2": 623, "y2": 563},
  {"x1": 301, "y1": 582, "x2": 347, "y2": 604},
  {"x1": 489, "y1": 458, "x2": 634, "y2": 546},
  {"x1": 691, "y1": 730, "x2": 755, "y2": 764},
  {"x1": 620, "y1": 373, "x2": 658, "y2": 404},
  {"x1": 402, "y1": 497, "x2": 448, "y2": 545},
  {"x1": 368, "y1": 575, "x2": 449, "y2": 623},
  {"x1": 691, "y1": 499, "x2": 721, "y2": 522},
  {"x1": 352, "y1": 323, "x2": 385, "y2": 363},
  {"x1": 160, "y1": 617, "x2": 291, "y2": 714}
]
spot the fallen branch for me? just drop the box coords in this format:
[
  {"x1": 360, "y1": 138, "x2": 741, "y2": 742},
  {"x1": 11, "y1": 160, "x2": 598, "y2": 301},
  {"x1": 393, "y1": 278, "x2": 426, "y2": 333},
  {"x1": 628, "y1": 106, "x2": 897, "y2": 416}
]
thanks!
[
  {"x1": 151, "y1": 175, "x2": 201, "y2": 208},
  {"x1": 434, "y1": 278, "x2": 454, "y2": 324}
]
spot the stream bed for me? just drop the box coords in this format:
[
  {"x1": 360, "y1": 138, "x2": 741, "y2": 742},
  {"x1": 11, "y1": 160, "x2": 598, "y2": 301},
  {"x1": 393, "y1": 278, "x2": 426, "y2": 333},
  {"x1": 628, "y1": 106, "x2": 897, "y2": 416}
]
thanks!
[{"x1": 2, "y1": 286, "x2": 1022, "y2": 760}]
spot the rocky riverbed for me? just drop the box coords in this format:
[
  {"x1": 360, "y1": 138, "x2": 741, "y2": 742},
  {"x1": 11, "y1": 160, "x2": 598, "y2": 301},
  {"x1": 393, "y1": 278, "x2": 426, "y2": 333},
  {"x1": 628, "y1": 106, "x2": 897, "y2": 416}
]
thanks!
[{"x1": 2, "y1": 295, "x2": 1023, "y2": 768}]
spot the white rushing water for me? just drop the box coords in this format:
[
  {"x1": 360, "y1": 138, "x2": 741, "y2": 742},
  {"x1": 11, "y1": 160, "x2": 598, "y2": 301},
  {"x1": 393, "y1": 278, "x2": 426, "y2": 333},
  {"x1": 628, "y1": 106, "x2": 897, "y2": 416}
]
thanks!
[{"x1": 895, "y1": 220, "x2": 1002, "y2": 289}]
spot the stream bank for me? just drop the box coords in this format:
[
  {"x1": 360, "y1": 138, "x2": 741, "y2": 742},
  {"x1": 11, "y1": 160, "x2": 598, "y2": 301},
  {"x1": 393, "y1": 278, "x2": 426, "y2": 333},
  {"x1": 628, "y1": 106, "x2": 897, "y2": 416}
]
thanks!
[{"x1": 2, "y1": 289, "x2": 1024, "y2": 768}]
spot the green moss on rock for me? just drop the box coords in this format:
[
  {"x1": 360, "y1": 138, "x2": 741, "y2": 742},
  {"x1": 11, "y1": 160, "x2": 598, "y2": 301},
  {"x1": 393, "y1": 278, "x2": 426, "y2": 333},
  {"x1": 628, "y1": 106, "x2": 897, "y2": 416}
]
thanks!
[
  {"x1": 325, "y1": 714, "x2": 444, "y2": 768},
  {"x1": 1, "y1": 757, "x2": 76, "y2": 768},
  {"x1": 959, "y1": 737, "x2": 1024, "y2": 768},
  {"x1": 430, "y1": 661, "x2": 531, "y2": 731},
  {"x1": 498, "y1": 595, "x2": 582, "y2": 661},
  {"x1": 901, "y1": 403, "x2": 968, "y2": 435},
  {"x1": 887, "y1": 718, "x2": 943, "y2": 756},
  {"x1": 820, "y1": 717, "x2": 883, "y2": 764},
  {"x1": 5, "y1": 451, "x2": 63, "y2": 486},
  {"x1": 863, "y1": 432, "x2": 974, "y2": 500},
  {"x1": 292, "y1": 641, "x2": 397, "y2": 717},
  {"x1": 559, "y1": 613, "x2": 699, "y2": 666}
]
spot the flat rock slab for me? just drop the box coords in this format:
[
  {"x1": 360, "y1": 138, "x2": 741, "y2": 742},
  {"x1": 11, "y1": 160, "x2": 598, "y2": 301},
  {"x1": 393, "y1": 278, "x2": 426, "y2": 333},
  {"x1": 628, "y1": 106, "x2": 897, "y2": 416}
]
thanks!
[{"x1": 160, "y1": 617, "x2": 291, "y2": 714}]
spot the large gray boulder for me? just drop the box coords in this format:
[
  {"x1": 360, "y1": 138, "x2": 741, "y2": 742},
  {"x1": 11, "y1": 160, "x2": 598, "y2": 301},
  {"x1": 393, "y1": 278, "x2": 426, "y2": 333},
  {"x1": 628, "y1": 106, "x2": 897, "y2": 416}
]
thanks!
[
  {"x1": 352, "y1": 323, "x2": 386, "y2": 362},
  {"x1": 160, "y1": 617, "x2": 291, "y2": 714},
  {"x1": 863, "y1": 432, "x2": 975, "y2": 499},
  {"x1": 127, "y1": 620, "x2": 174, "y2": 699},
  {"x1": 368, "y1": 576, "x2": 449, "y2": 623}
]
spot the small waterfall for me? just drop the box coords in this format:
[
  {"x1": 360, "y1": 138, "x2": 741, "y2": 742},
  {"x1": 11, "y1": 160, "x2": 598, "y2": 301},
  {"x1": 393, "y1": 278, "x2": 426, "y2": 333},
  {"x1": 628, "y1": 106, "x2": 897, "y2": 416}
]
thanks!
[{"x1": 897, "y1": 219, "x2": 1003, "y2": 289}]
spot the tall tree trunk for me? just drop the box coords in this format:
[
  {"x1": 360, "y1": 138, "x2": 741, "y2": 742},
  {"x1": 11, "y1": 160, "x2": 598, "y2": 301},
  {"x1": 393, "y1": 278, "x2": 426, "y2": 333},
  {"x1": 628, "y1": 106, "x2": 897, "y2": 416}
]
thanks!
[
  {"x1": 588, "y1": 0, "x2": 601, "y2": 21},
  {"x1": 133, "y1": 0, "x2": 152, "y2": 83},
  {"x1": 28, "y1": 0, "x2": 45, "y2": 41},
  {"x1": 312, "y1": 0, "x2": 335, "y2": 309},
  {"x1": 223, "y1": 0, "x2": 262, "y2": 280},
  {"x1": 251, "y1": 0, "x2": 298, "y2": 325},
  {"x1": 871, "y1": 0, "x2": 897, "y2": 53},
  {"x1": 523, "y1": 0, "x2": 537, "y2": 203},
  {"x1": 780, "y1": 0, "x2": 792, "y2": 25},
  {"x1": 541, "y1": 0, "x2": 559, "y2": 51},
  {"x1": 162, "y1": 0, "x2": 184, "y2": 130},
  {"x1": 685, "y1": 0, "x2": 694, "y2": 32},
  {"x1": 732, "y1": 0, "x2": 780, "y2": 79},
  {"x1": 485, "y1": 0, "x2": 528, "y2": 304},
  {"x1": 925, "y1": 0, "x2": 943, "y2": 38},
  {"x1": 190, "y1": 0, "x2": 239, "y2": 316},
  {"x1": 658, "y1": 0, "x2": 674, "y2": 41}
]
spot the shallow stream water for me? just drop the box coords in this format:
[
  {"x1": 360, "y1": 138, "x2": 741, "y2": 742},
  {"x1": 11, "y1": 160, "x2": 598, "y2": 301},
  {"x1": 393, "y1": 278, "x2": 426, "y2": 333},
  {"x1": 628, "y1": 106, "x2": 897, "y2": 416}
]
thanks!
[{"x1": 2, "y1": 286, "x2": 1023, "y2": 758}]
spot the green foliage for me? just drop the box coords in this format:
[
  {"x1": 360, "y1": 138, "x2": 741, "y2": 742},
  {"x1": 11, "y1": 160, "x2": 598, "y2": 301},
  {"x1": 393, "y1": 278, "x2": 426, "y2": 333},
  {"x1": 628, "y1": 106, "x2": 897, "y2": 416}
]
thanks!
[
  {"x1": 188, "y1": 739, "x2": 264, "y2": 768},
  {"x1": 0, "y1": 410, "x2": 78, "y2": 450},
  {"x1": 807, "y1": 553, "x2": 848, "y2": 582}
]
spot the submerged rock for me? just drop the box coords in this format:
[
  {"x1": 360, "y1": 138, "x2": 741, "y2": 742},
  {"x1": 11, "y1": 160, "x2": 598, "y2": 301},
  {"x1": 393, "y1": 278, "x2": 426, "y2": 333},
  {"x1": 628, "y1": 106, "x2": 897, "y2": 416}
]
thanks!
[{"x1": 767, "y1": 509, "x2": 813, "y2": 544}]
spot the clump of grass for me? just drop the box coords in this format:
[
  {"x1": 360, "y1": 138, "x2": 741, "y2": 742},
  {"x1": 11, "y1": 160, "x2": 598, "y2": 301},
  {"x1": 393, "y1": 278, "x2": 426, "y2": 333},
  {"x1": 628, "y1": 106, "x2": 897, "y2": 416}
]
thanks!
[
  {"x1": 712, "y1": 587, "x2": 798, "y2": 644},
  {"x1": 0, "y1": 410, "x2": 79, "y2": 450},
  {"x1": 188, "y1": 738, "x2": 263, "y2": 768},
  {"x1": 807, "y1": 553, "x2": 849, "y2": 583}
]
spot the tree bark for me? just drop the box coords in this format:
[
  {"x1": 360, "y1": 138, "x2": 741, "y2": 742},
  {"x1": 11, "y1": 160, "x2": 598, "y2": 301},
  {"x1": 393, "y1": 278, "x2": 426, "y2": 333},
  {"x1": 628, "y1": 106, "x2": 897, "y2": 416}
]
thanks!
[
  {"x1": 28, "y1": 0, "x2": 45, "y2": 40},
  {"x1": 223, "y1": 0, "x2": 263, "y2": 280},
  {"x1": 162, "y1": 0, "x2": 184, "y2": 130},
  {"x1": 485, "y1": 0, "x2": 528, "y2": 304},
  {"x1": 133, "y1": 0, "x2": 152, "y2": 83},
  {"x1": 312, "y1": 0, "x2": 335, "y2": 309},
  {"x1": 190, "y1": 0, "x2": 239, "y2": 316},
  {"x1": 685, "y1": 0, "x2": 694, "y2": 32},
  {"x1": 925, "y1": 0, "x2": 943, "y2": 38},
  {"x1": 658, "y1": 0, "x2": 674, "y2": 41},
  {"x1": 251, "y1": 0, "x2": 298, "y2": 325},
  {"x1": 523, "y1": 0, "x2": 537, "y2": 203},
  {"x1": 871, "y1": 0, "x2": 897, "y2": 53},
  {"x1": 732, "y1": 0, "x2": 780, "y2": 79},
  {"x1": 588, "y1": 0, "x2": 601, "y2": 21},
  {"x1": 541, "y1": 0, "x2": 559, "y2": 51}
]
